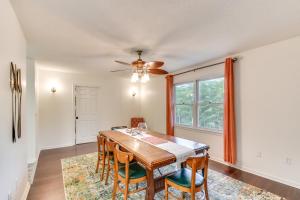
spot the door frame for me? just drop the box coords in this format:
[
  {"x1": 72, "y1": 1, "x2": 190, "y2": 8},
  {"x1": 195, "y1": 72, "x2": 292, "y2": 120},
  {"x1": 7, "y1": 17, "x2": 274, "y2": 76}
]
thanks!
[{"x1": 73, "y1": 84, "x2": 100, "y2": 145}]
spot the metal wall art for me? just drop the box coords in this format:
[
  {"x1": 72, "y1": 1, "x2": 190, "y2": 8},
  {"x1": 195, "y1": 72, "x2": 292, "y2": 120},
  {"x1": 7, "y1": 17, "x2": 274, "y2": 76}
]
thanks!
[{"x1": 10, "y1": 62, "x2": 22, "y2": 143}]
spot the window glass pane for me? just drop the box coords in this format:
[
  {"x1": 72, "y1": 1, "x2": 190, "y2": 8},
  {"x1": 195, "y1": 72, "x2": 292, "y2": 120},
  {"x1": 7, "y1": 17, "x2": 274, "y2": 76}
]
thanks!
[
  {"x1": 198, "y1": 78, "x2": 224, "y2": 103},
  {"x1": 198, "y1": 78, "x2": 224, "y2": 131},
  {"x1": 175, "y1": 83, "x2": 194, "y2": 104},
  {"x1": 175, "y1": 105, "x2": 193, "y2": 126},
  {"x1": 198, "y1": 103, "x2": 223, "y2": 130}
]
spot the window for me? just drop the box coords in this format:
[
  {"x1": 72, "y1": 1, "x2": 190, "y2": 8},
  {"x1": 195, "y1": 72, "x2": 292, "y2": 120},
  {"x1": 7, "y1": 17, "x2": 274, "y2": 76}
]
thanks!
[
  {"x1": 174, "y1": 77, "x2": 224, "y2": 133},
  {"x1": 197, "y1": 78, "x2": 224, "y2": 131},
  {"x1": 175, "y1": 82, "x2": 194, "y2": 126}
]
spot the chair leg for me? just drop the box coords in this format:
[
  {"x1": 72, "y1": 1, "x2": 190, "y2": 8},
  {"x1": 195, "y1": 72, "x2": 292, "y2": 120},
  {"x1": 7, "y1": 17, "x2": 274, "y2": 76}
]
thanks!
[
  {"x1": 124, "y1": 181, "x2": 129, "y2": 200},
  {"x1": 95, "y1": 156, "x2": 100, "y2": 173},
  {"x1": 191, "y1": 192, "x2": 195, "y2": 200},
  {"x1": 165, "y1": 181, "x2": 168, "y2": 200},
  {"x1": 101, "y1": 154, "x2": 106, "y2": 181},
  {"x1": 204, "y1": 181, "x2": 209, "y2": 200},
  {"x1": 112, "y1": 178, "x2": 118, "y2": 200},
  {"x1": 105, "y1": 159, "x2": 110, "y2": 185}
]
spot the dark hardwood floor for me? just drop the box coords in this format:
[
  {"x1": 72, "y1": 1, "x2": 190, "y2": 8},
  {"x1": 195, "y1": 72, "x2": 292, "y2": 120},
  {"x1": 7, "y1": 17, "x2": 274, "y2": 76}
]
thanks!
[{"x1": 27, "y1": 142, "x2": 300, "y2": 200}]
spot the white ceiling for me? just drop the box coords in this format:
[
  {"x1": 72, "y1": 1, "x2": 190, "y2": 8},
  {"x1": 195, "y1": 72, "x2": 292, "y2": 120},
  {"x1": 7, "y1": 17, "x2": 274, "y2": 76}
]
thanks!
[{"x1": 12, "y1": 0, "x2": 300, "y2": 74}]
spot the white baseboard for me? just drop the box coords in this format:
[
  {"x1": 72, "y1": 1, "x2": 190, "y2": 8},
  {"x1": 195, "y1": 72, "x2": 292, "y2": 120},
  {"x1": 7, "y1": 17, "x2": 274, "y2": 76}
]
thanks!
[
  {"x1": 27, "y1": 149, "x2": 40, "y2": 164},
  {"x1": 28, "y1": 162, "x2": 37, "y2": 184},
  {"x1": 40, "y1": 142, "x2": 75, "y2": 150},
  {"x1": 76, "y1": 137, "x2": 97, "y2": 144},
  {"x1": 27, "y1": 157, "x2": 36, "y2": 164},
  {"x1": 21, "y1": 181, "x2": 30, "y2": 200},
  {"x1": 36, "y1": 148, "x2": 40, "y2": 162},
  {"x1": 210, "y1": 156, "x2": 300, "y2": 189}
]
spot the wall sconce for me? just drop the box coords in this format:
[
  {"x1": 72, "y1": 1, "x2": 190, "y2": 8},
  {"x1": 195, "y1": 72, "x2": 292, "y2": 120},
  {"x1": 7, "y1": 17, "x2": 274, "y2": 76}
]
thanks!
[
  {"x1": 129, "y1": 87, "x2": 137, "y2": 97},
  {"x1": 48, "y1": 79, "x2": 61, "y2": 94},
  {"x1": 131, "y1": 91, "x2": 136, "y2": 97},
  {"x1": 51, "y1": 87, "x2": 57, "y2": 93}
]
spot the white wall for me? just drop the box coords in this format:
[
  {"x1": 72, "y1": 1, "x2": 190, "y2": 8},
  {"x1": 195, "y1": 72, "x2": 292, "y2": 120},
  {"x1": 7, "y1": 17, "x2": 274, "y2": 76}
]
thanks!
[
  {"x1": 38, "y1": 68, "x2": 141, "y2": 149},
  {"x1": 140, "y1": 36, "x2": 300, "y2": 189},
  {"x1": 0, "y1": 0, "x2": 28, "y2": 199},
  {"x1": 26, "y1": 58, "x2": 38, "y2": 163},
  {"x1": 141, "y1": 76, "x2": 166, "y2": 134}
]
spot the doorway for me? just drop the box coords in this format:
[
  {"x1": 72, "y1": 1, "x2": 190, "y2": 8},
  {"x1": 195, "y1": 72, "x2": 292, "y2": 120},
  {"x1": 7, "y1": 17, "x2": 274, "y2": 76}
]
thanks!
[{"x1": 74, "y1": 86, "x2": 99, "y2": 144}]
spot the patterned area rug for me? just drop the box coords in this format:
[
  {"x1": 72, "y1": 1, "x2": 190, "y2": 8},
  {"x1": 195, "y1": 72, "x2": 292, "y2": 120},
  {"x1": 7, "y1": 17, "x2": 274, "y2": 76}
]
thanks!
[{"x1": 61, "y1": 153, "x2": 285, "y2": 200}]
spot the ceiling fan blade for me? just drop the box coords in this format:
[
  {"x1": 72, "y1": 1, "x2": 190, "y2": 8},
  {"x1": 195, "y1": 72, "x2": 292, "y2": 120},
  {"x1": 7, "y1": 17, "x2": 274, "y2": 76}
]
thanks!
[
  {"x1": 110, "y1": 69, "x2": 131, "y2": 72},
  {"x1": 115, "y1": 60, "x2": 131, "y2": 66},
  {"x1": 146, "y1": 61, "x2": 164, "y2": 69},
  {"x1": 148, "y1": 68, "x2": 168, "y2": 75}
]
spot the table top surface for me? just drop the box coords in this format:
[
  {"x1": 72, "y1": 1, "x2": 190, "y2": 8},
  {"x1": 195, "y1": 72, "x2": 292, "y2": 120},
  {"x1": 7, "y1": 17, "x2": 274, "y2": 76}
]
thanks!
[{"x1": 101, "y1": 130, "x2": 209, "y2": 169}]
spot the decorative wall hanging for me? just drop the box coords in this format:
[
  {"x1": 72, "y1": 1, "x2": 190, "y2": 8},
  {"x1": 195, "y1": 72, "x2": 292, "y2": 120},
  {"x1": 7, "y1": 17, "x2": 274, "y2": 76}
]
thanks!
[{"x1": 10, "y1": 62, "x2": 22, "y2": 143}]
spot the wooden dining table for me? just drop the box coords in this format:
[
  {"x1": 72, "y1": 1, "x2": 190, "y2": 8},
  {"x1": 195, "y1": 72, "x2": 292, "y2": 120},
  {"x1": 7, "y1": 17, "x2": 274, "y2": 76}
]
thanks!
[{"x1": 101, "y1": 130, "x2": 209, "y2": 200}]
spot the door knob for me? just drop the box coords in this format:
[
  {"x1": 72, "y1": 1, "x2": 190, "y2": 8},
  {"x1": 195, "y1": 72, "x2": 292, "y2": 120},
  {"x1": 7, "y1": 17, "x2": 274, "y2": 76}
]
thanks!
[{"x1": 76, "y1": 116, "x2": 79, "y2": 119}]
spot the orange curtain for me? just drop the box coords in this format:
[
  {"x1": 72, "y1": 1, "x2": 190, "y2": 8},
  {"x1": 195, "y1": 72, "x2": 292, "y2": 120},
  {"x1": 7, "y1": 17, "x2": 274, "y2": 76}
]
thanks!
[
  {"x1": 166, "y1": 75, "x2": 174, "y2": 136},
  {"x1": 224, "y1": 58, "x2": 236, "y2": 164}
]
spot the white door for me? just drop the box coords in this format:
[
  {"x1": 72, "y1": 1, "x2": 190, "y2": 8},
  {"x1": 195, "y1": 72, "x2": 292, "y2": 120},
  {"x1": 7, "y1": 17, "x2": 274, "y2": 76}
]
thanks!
[{"x1": 75, "y1": 86, "x2": 98, "y2": 144}]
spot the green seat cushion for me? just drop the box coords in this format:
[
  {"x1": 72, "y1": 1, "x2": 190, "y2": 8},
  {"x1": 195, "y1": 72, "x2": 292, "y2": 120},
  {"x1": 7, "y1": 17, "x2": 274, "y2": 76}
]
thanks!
[
  {"x1": 118, "y1": 162, "x2": 125, "y2": 168},
  {"x1": 118, "y1": 163, "x2": 146, "y2": 179},
  {"x1": 166, "y1": 168, "x2": 204, "y2": 188}
]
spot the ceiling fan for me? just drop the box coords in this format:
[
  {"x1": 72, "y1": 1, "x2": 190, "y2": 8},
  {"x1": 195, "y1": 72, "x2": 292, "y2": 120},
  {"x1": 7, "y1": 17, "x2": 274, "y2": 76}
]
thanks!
[{"x1": 111, "y1": 50, "x2": 168, "y2": 83}]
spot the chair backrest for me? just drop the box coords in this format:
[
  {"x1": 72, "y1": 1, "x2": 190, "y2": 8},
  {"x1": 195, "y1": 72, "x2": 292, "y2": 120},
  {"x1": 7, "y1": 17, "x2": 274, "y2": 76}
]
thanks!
[
  {"x1": 97, "y1": 134, "x2": 106, "y2": 153},
  {"x1": 105, "y1": 139, "x2": 117, "y2": 152},
  {"x1": 131, "y1": 117, "x2": 144, "y2": 128},
  {"x1": 113, "y1": 145, "x2": 134, "y2": 181},
  {"x1": 111, "y1": 126, "x2": 127, "y2": 130},
  {"x1": 186, "y1": 153, "x2": 209, "y2": 170},
  {"x1": 186, "y1": 153, "x2": 209, "y2": 190}
]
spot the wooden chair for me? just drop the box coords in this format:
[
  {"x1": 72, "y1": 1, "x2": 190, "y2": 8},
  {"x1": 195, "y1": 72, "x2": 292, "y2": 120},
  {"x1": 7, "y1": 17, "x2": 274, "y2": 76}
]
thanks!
[
  {"x1": 112, "y1": 145, "x2": 147, "y2": 200},
  {"x1": 104, "y1": 139, "x2": 117, "y2": 185},
  {"x1": 105, "y1": 139, "x2": 138, "y2": 185},
  {"x1": 165, "y1": 153, "x2": 209, "y2": 200},
  {"x1": 95, "y1": 134, "x2": 106, "y2": 181},
  {"x1": 131, "y1": 117, "x2": 144, "y2": 128}
]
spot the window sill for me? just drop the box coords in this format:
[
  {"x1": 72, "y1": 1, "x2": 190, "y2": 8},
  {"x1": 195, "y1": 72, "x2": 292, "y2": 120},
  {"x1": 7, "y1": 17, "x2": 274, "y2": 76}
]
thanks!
[{"x1": 175, "y1": 125, "x2": 223, "y2": 135}]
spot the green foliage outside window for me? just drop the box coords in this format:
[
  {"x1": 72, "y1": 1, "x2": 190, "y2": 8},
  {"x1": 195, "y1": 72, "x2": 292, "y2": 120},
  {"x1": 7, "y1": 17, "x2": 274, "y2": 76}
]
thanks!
[
  {"x1": 198, "y1": 78, "x2": 224, "y2": 131},
  {"x1": 175, "y1": 77, "x2": 224, "y2": 132},
  {"x1": 175, "y1": 83, "x2": 194, "y2": 126}
]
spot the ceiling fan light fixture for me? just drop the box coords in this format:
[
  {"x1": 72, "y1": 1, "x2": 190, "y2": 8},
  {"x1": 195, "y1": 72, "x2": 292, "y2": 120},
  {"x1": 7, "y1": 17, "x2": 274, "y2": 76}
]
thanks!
[
  {"x1": 141, "y1": 73, "x2": 150, "y2": 83},
  {"x1": 113, "y1": 49, "x2": 168, "y2": 81},
  {"x1": 131, "y1": 72, "x2": 139, "y2": 83}
]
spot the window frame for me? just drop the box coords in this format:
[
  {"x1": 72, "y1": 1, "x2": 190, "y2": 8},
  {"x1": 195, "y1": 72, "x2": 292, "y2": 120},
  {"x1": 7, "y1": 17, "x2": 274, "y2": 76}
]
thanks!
[
  {"x1": 174, "y1": 81, "x2": 195, "y2": 127},
  {"x1": 174, "y1": 76, "x2": 224, "y2": 134}
]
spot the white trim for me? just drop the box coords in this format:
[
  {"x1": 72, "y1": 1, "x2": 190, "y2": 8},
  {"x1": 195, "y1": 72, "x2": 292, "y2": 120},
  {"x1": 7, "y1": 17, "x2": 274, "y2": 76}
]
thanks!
[
  {"x1": 27, "y1": 149, "x2": 40, "y2": 164},
  {"x1": 36, "y1": 148, "x2": 40, "y2": 162},
  {"x1": 75, "y1": 136, "x2": 97, "y2": 144},
  {"x1": 27, "y1": 161, "x2": 38, "y2": 184},
  {"x1": 175, "y1": 125, "x2": 222, "y2": 135},
  {"x1": 27, "y1": 157, "x2": 37, "y2": 164},
  {"x1": 210, "y1": 156, "x2": 300, "y2": 190},
  {"x1": 40, "y1": 142, "x2": 75, "y2": 150},
  {"x1": 20, "y1": 181, "x2": 30, "y2": 200}
]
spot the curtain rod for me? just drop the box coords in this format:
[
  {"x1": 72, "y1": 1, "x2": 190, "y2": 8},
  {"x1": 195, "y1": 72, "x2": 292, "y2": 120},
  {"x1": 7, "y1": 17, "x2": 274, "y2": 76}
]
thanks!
[{"x1": 173, "y1": 57, "x2": 238, "y2": 76}]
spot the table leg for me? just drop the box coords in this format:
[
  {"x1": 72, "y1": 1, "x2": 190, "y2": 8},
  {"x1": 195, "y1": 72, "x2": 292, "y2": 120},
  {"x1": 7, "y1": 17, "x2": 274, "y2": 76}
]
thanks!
[
  {"x1": 181, "y1": 162, "x2": 187, "y2": 198},
  {"x1": 146, "y1": 168, "x2": 155, "y2": 200}
]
